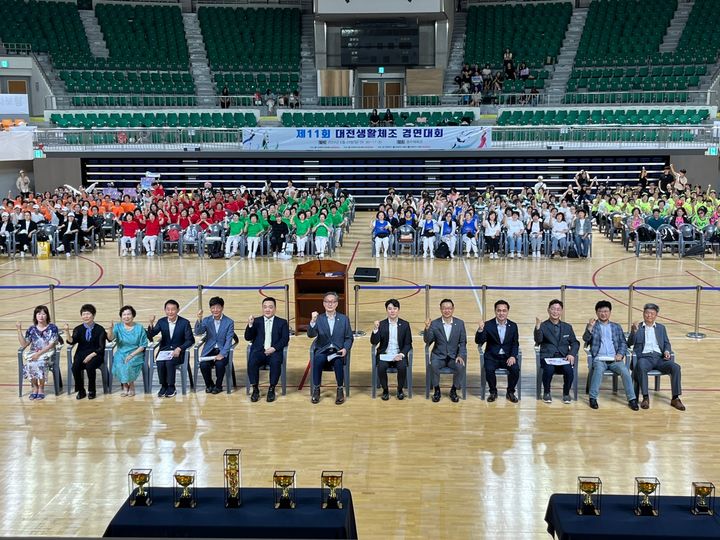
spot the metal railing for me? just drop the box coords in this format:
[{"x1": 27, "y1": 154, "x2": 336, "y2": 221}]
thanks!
[
  {"x1": 33, "y1": 124, "x2": 717, "y2": 152},
  {"x1": 0, "y1": 42, "x2": 32, "y2": 55},
  {"x1": 194, "y1": 0, "x2": 301, "y2": 7}
]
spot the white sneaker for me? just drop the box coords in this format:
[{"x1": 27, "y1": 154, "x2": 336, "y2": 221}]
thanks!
[
  {"x1": 121, "y1": 249, "x2": 127, "y2": 257},
  {"x1": 131, "y1": 251, "x2": 136, "y2": 257},
  {"x1": 383, "y1": 252, "x2": 387, "y2": 258},
  {"x1": 375, "y1": 254, "x2": 380, "y2": 258},
  {"x1": 517, "y1": 253, "x2": 523, "y2": 258},
  {"x1": 225, "y1": 254, "x2": 231, "y2": 259},
  {"x1": 319, "y1": 253, "x2": 325, "y2": 258},
  {"x1": 272, "y1": 253, "x2": 277, "y2": 258},
  {"x1": 430, "y1": 253, "x2": 435, "y2": 259},
  {"x1": 422, "y1": 252, "x2": 427, "y2": 258},
  {"x1": 474, "y1": 252, "x2": 479, "y2": 258},
  {"x1": 509, "y1": 252, "x2": 514, "y2": 259},
  {"x1": 66, "y1": 253, "x2": 71, "y2": 258},
  {"x1": 20, "y1": 252, "x2": 24, "y2": 258}
]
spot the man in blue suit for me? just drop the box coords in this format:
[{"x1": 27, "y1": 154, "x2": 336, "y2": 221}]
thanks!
[
  {"x1": 307, "y1": 291, "x2": 353, "y2": 405},
  {"x1": 147, "y1": 299, "x2": 194, "y2": 398},
  {"x1": 244, "y1": 297, "x2": 290, "y2": 403},
  {"x1": 194, "y1": 296, "x2": 235, "y2": 394},
  {"x1": 475, "y1": 299, "x2": 520, "y2": 404},
  {"x1": 627, "y1": 303, "x2": 684, "y2": 411}
]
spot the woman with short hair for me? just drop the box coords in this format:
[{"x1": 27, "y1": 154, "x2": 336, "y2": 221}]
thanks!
[
  {"x1": 17, "y1": 305, "x2": 59, "y2": 400},
  {"x1": 108, "y1": 305, "x2": 148, "y2": 397}
]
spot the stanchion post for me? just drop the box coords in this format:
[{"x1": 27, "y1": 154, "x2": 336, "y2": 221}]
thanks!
[
  {"x1": 284, "y1": 284, "x2": 294, "y2": 335},
  {"x1": 627, "y1": 285, "x2": 634, "y2": 333},
  {"x1": 353, "y1": 284, "x2": 365, "y2": 336},
  {"x1": 420, "y1": 284, "x2": 431, "y2": 336},
  {"x1": 481, "y1": 285, "x2": 487, "y2": 318},
  {"x1": 197, "y1": 284, "x2": 203, "y2": 311},
  {"x1": 560, "y1": 285, "x2": 566, "y2": 317},
  {"x1": 687, "y1": 285, "x2": 706, "y2": 339},
  {"x1": 118, "y1": 284, "x2": 125, "y2": 311},
  {"x1": 48, "y1": 284, "x2": 56, "y2": 324}
]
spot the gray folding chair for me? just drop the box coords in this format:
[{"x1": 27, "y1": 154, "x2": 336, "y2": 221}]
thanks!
[
  {"x1": 478, "y1": 346, "x2": 522, "y2": 400},
  {"x1": 424, "y1": 344, "x2": 467, "y2": 400},
  {"x1": 371, "y1": 348, "x2": 413, "y2": 398},
  {"x1": 245, "y1": 344, "x2": 288, "y2": 396},
  {"x1": 309, "y1": 339, "x2": 351, "y2": 399},
  {"x1": 534, "y1": 348, "x2": 578, "y2": 400},
  {"x1": 18, "y1": 344, "x2": 62, "y2": 397}
]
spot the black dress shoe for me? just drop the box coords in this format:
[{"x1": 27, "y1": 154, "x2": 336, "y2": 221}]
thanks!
[
  {"x1": 432, "y1": 387, "x2": 441, "y2": 402},
  {"x1": 629, "y1": 399, "x2": 639, "y2": 411},
  {"x1": 335, "y1": 387, "x2": 345, "y2": 405},
  {"x1": 589, "y1": 398, "x2": 599, "y2": 409},
  {"x1": 311, "y1": 386, "x2": 320, "y2": 404},
  {"x1": 449, "y1": 387, "x2": 460, "y2": 403},
  {"x1": 381, "y1": 389, "x2": 390, "y2": 401},
  {"x1": 205, "y1": 385, "x2": 214, "y2": 394},
  {"x1": 157, "y1": 388, "x2": 167, "y2": 398},
  {"x1": 506, "y1": 391, "x2": 519, "y2": 403},
  {"x1": 250, "y1": 387, "x2": 260, "y2": 402},
  {"x1": 212, "y1": 386, "x2": 222, "y2": 394},
  {"x1": 487, "y1": 392, "x2": 498, "y2": 403},
  {"x1": 266, "y1": 387, "x2": 276, "y2": 403},
  {"x1": 88, "y1": 392, "x2": 96, "y2": 400},
  {"x1": 76, "y1": 390, "x2": 87, "y2": 400},
  {"x1": 397, "y1": 389, "x2": 405, "y2": 400}
]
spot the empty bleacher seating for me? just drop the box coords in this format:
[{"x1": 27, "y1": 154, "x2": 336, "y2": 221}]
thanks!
[
  {"x1": 281, "y1": 110, "x2": 475, "y2": 128},
  {"x1": 49, "y1": 111, "x2": 258, "y2": 130},
  {"x1": 496, "y1": 107, "x2": 711, "y2": 126}
]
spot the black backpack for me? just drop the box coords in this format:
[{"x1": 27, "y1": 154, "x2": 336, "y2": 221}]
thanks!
[
  {"x1": 434, "y1": 241, "x2": 451, "y2": 259},
  {"x1": 637, "y1": 226, "x2": 655, "y2": 243},
  {"x1": 207, "y1": 240, "x2": 223, "y2": 259},
  {"x1": 566, "y1": 242, "x2": 579, "y2": 258}
]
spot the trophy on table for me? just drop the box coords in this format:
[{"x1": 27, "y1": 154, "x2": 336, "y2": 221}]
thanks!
[
  {"x1": 321, "y1": 471, "x2": 344, "y2": 510},
  {"x1": 691, "y1": 482, "x2": 715, "y2": 515},
  {"x1": 173, "y1": 470, "x2": 197, "y2": 508},
  {"x1": 128, "y1": 469, "x2": 152, "y2": 507},
  {"x1": 273, "y1": 471, "x2": 296, "y2": 509},
  {"x1": 576, "y1": 476, "x2": 601, "y2": 516},
  {"x1": 634, "y1": 477, "x2": 660, "y2": 516},
  {"x1": 224, "y1": 449, "x2": 242, "y2": 508}
]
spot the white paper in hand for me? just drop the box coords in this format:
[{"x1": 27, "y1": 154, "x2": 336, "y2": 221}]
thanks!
[
  {"x1": 379, "y1": 354, "x2": 396, "y2": 362},
  {"x1": 199, "y1": 356, "x2": 216, "y2": 362},
  {"x1": 156, "y1": 350, "x2": 175, "y2": 361},
  {"x1": 327, "y1": 353, "x2": 339, "y2": 361},
  {"x1": 545, "y1": 357, "x2": 570, "y2": 366}
]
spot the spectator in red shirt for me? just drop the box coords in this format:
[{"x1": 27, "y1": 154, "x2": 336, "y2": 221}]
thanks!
[
  {"x1": 118, "y1": 213, "x2": 139, "y2": 256},
  {"x1": 141, "y1": 211, "x2": 163, "y2": 257},
  {"x1": 212, "y1": 202, "x2": 226, "y2": 223},
  {"x1": 197, "y1": 211, "x2": 213, "y2": 231},
  {"x1": 188, "y1": 207, "x2": 200, "y2": 224},
  {"x1": 177, "y1": 209, "x2": 190, "y2": 230}
]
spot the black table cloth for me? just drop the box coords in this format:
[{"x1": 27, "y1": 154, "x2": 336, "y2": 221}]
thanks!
[
  {"x1": 104, "y1": 487, "x2": 357, "y2": 539},
  {"x1": 545, "y1": 493, "x2": 720, "y2": 540}
]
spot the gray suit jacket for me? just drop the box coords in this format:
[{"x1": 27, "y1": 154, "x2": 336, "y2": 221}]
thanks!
[
  {"x1": 534, "y1": 320, "x2": 580, "y2": 359},
  {"x1": 626, "y1": 322, "x2": 672, "y2": 355},
  {"x1": 307, "y1": 312, "x2": 353, "y2": 353},
  {"x1": 424, "y1": 317, "x2": 467, "y2": 361}
]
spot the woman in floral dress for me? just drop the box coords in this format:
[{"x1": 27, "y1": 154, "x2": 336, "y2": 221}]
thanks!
[{"x1": 17, "y1": 305, "x2": 59, "y2": 400}]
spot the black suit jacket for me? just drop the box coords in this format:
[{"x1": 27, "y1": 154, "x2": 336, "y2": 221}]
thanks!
[
  {"x1": 370, "y1": 318, "x2": 412, "y2": 358},
  {"x1": 15, "y1": 219, "x2": 37, "y2": 236},
  {"x1": 69, "y1": 323, "x2": 107, "y2": 361},
  {"x1": 475, "y1": 318, "x2": 519, "y2": 359},
  {"x1": 147, "y1": 316, "x2": 194, "y2": 355},
  {"x1": 244, "y1": 316, "x2": 290, "y2": 355}
]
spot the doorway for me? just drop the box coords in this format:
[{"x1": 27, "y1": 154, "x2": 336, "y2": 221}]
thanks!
[
  {"x1": 361, "y1": 82, "x2": 379, "y2": 109},
  {"x1": 8, "y1": 80, "x2": 27, "y2": 94},
  {"x1": 360, "y1": 79, "x2": 404, "y2": 109}
]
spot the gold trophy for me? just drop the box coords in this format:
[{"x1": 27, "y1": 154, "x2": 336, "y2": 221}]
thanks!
[
  {"x1": 691, "y1": 482, "x2": 715, "y2": 515},
  {"x1": 576, "y1": 476, "x2": 601, "y2": 516},
  {"x1": 224, "y1": 449, "x2": 242, "y2": 508},
  {"x1": 321, "y1": 471, "x2": 344, "y2": 510},
  {"x1": 273, "y1": 471, "x2": 296, "y2": 509},
  {"x1": 634, "y1": 477, "x2": 660, "y2": 516},
  {"x1": 174, "y1": 470, "x2": 197, "y2": 508},
  {"x1": 128, "y1": 468, "x2": 152, "y2": 507}
]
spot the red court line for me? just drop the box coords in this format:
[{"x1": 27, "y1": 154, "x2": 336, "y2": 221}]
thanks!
[
  {"x1": 592, "y1": 257, "x2": 720, "y2": 335},
  {"x1": 297, "y1": 240, "x2": 360, "y2": 392},
  {"x1": 685, "y1": 270, "x2": 717, "y2": 289}
]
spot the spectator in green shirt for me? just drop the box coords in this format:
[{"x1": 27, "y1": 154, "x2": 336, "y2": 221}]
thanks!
[
  {"x1": 245, "y1": 214, "x2": 265, "y2": 258},
  {"x1": 295, "y1": 211, "x2": 312, "y2": 257},
  {"x1": 225, "y1": 213, "x2": 244, "y2": 258},
  {"x1": 328, "y1": 206, "x2": 345, "y2": 246},
  {"x1": 313, "y1": 213, "x2": 332, "y2": 258}
]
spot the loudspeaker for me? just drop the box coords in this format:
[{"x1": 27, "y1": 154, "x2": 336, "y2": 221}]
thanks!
[{"x1": 353, "y1": 267, "x2": 380, "y2": 282}]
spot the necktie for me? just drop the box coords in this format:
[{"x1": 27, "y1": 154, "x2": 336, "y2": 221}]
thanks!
[
  {"x1": 85, "y1": 325, "x2": 92, "y2": 341},
  {"x1": 264, "y1": 318, "x2": 272, "y2": 349}
]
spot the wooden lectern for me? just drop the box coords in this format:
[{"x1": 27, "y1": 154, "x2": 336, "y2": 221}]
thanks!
[{"x1": 293, "y1": 259, "x2": 348, "y2": 333}]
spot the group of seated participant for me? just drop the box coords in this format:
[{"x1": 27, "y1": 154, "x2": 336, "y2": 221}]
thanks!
[
  {"x1": 0, "y1": 180, "x2": 354, "y2": 260},
  {"x1": 18, "y1": 293, "x2": 685, "y2": 412},
  {"x1": 369, "y1": 164, "x2": 719, "y2": 259}
]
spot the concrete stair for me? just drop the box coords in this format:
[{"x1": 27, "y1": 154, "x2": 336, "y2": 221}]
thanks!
[
  {"x1": 79, "y1": 10, "x2": 109, "y2": 58},
  {"x1": 546, "y1": 8, "x2": 588, "y2": 95},
  {"x1": 442, "y1": 12, "x2": 467, "y2": 95},
  {"x1": 660, "y1": 1, "x2": 693, "y2": 53},
  {"x1": 182, "y1": 13, "x2": 215, "y2": 107},
  {"x1": 300, "y1": 13, "x2": 317, "y2": 106}
]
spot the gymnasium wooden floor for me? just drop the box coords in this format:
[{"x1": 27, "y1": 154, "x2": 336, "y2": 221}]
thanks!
[{"x1": 2, "y1": 214, "x2": 719, "y2": 539}]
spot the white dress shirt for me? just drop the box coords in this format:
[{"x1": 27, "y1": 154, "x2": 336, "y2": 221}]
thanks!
[
  {"x1": 168, "y1": 319, "x2": 176, "y2": 340},
  {"x1": 443, "y1": 319, "x2": 453, "y2": 341},
  {"x1": 496, "y1": 319, "x2": 507, "y2": 355},
  {"x1": 386, "y1": 320, "x2": 399, "y2": 356},
  {"x1": 642, "y1": 323, "x2": 661, "y2": 354}
]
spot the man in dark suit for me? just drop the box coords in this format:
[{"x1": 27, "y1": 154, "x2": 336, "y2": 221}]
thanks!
[
  {"x1": 307, "y1": 291, "x2": 354, "y2": 404},
  {"x1": 245, "y1": 297, "x2": 290, "y2": 403},
  {"x1": 534, "y1": 299, "x2": 580, "y2": 404},
  {"x1": 147, "y1": 299, "x2": 194, "y2": 398},
  {"x1": 475, "y1": 299, "x2": 519, "y2": 403},
  {"x1": 194, "y1": 296, "x2": 235, "y2": 395},
  {"x1": 424, "y1": 298, "x2": 467, "y2": 403},
  {"x1": 370, "y1": 298, "x2": 412, "y2": 401},
  {"x1": 627, "y1": 303, "x2": 684, "y2": 411}
]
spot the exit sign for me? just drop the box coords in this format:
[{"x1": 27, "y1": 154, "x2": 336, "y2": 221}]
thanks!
[
  {"x1": 706, "y1": 146, "x2": 718, "y2": 156},
  {"x1": 0, "y1": 60, "x2": 9, "y2": 68}
]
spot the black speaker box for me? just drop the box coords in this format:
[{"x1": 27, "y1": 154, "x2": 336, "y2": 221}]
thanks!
[{"x1": 353, "y1": 267, "x2": 380, "y2": 282}]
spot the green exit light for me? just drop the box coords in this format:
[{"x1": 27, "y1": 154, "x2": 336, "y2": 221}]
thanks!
[
  {"x1": 34, "y1": 149, "x2": 45, "y2": 159},
  {"x1": 707, "y1": 147, "x2": 718, "y2": 156},
  {"x1": 0, "y1": 60, "x2": 9, "y2": 68}
]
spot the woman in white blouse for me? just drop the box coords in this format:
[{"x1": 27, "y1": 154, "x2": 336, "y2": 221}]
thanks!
[
  {"x1": 483, "y1": 210, "x2": 502, "y2": 259},
  {"x1": 550, "y1": 212, "x2": 569, "y2": 258},
  {"x1": 526, "y1": 212, "x2": 544, "y2": 257}
]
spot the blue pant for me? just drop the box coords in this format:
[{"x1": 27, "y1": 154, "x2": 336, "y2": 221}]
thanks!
[
  {"x1": 507, "y1": 234, "x2": 523, "y2": 254},
  {"x1": 575, "y1": 235, "x2": 591, "y2": 257},
  {"x1": 551, "y1": 236, "x2": 567, "y2": 254},
  {"x1": 541, "y1": 359, "x2": 573, "y2": 395},
  {"x1": 312, "y1": 350, "x2": 345, "y2": 387},
  {"x1": 588, "y1": 359, "x2": 635, "y2": 400}
]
